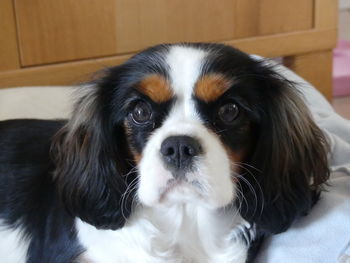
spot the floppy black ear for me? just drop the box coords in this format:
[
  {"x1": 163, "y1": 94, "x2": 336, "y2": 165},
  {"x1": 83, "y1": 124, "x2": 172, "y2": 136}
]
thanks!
[
  {"x1": 52, "y1": 83, "x2": 136, "y2": 230},
  {"x1": 238, "y1": 70, "x2": 329, "y2": 234}
]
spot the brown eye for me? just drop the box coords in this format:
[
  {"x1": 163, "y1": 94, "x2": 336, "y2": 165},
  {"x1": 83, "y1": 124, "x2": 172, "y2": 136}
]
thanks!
[
  {"x1": 218, "y1": 102, "x2": 239, "y2": 124},
  {"x1": 131, "y1": 101, "x2": 152, "y2": 124}
]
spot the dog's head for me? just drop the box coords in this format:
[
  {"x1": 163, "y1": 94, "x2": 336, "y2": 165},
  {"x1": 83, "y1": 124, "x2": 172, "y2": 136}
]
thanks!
[{"x1": 53, "y1": 43, "x2": 329, "y2": 234}]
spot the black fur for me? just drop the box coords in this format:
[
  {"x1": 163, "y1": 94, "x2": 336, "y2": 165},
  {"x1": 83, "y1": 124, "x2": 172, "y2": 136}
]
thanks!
[
  {"x1": 0, "y1": 43, "x2": 329, "y2": 263},
  {"x1": 0, "y1": 120, "x2": 83, "y2": 262}
]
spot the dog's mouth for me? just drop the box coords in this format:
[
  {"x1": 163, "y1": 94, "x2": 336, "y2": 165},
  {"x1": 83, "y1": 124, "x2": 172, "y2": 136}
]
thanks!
[{"x1": 158, "y1": 178, "x2": 204, "y2": 203}]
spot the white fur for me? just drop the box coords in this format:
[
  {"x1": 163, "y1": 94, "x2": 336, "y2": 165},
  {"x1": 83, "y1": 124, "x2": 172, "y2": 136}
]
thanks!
[
  {"x1": 77, "y1": 205, "x2": 248, "y2": 263},
  {"x1": 165, "y1": 45, "x2": 206, "y2": 101},
  {"x1": 0, "y1": 220, "x2": 30, "y2": 263}
]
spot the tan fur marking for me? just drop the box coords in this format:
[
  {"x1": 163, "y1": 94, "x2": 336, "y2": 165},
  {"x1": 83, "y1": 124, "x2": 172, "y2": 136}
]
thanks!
[
  {"x1": 137, "y1": 75, "x2": 172, "y2": 103},
  {"x1": 225, "y1": 147, "x2": 244, "y2": 165},
  {"x1": 132, "y1": 152, "x2": 142, "y2": 164},
  {"x1": 128, "y1": 146, "x2": 142, "y2": 164},
  {"x1": 195, "y1": 74, "x2": 232, "y2": 102},
  {"x1": 123, "y1": 121, "x2": 142, "y2": 164},
  {"x1": 224, "y1": 147, "x2": 245, "y2": 182},
  {"x1": 227, "y1": 150, "x2": 244, "y2": 164}
]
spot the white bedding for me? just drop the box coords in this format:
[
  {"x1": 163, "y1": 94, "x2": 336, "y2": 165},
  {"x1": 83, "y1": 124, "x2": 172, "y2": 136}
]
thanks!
[{"x1": 0, "y1": 64, "x2": 349, "y2": 263}]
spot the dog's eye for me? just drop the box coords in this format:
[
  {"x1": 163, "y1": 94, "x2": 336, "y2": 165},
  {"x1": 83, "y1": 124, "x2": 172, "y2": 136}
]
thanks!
[
  {"x1": 131, "y1": 101, "x2": 152, "y2": 124},
  {"x1": 218, "y1": 102, "x2": 239, "y2": 124}
]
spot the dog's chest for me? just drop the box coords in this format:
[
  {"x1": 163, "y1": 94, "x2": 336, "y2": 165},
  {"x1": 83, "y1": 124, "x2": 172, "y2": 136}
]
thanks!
[{"x1": 76, "y1": 206, "x2": 248, "y2": 263}]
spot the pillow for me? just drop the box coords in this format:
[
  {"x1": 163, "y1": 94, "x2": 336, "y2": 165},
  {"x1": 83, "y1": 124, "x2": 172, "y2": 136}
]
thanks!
[{"x1": 0, "y1": 86, "x2": 73, "y2": 121}]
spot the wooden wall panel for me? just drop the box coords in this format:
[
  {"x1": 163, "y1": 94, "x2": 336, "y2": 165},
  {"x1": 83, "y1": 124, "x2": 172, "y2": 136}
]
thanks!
[
  {"x1": 234, "y1": 0, "x2": 260, "y2": 38},
  {"x1": 0, "y1": 0, "x2": 20, "y2": 71},
  {"x1": 234, "y1": 0, "x2": 314, "y2": 38},
  {"x1": 15, "y1": 0, "x2": 236, "y2": 66},
  {"x1": 258, "y1": 0, "x2": 313, "y2": 35},
  {"x1": 315, "y1": 0, "x2": 338, "y2": 29},
  {"x1": 226, "y1": 28, "x2": 336, "y2": 57},
  {"x1": 0, "y1": 28, "x2": 336, "y2": 88},
  {"x1": 116, "y1": 0, "x2": 236, "y2": 52},
  {"x1": 15, "y1": 0, "x2": 119, "y2": 67},
  {"x1": 0, "y1": 54, "x2": 131, "y2": 88},
  {"x1": 14, "y1": 0, "x2": 314, "y2": 67}
]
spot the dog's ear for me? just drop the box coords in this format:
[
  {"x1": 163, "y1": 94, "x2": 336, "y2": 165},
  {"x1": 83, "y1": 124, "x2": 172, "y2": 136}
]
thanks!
[
  {"x1": 52, "y1": 80, "x2": 136, "y2": 230},
  {"x1": 239, "y1": 69, "x2": 329, "y2": 234}
]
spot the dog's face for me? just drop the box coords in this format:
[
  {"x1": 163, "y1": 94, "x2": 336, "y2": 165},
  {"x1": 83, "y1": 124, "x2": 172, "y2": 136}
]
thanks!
[
  {"x1": 128, "y1": 46, "x2": 254, "y2": 208},
  {"x1": 53, "y1": 43, "x2": 329, "y2": 233}
]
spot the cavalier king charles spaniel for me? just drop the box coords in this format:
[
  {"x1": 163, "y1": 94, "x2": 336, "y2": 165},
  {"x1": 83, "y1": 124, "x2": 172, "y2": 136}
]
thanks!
[{"x1": 0, "y1": 43, "x2": 329, "y2": 263}]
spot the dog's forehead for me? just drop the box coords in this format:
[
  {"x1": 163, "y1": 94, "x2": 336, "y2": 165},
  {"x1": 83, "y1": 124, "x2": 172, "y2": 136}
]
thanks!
[
  {"x1": 165, "y1": 45, "x2": 208, "y2": 100},
  {"x1": 134, "y1": 45, "x2": 233, "y2": 106}
]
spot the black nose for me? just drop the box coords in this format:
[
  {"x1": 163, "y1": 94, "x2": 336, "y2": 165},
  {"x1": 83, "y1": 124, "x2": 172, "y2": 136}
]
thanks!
[{"x1": 160, "y1": 135, "x2": 202, "y2": 173}]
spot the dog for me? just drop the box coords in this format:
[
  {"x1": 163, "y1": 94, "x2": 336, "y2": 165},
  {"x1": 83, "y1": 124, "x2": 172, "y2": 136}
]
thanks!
[{"x1": 0, "y1": 43, "x2": 329, "y2": 263}]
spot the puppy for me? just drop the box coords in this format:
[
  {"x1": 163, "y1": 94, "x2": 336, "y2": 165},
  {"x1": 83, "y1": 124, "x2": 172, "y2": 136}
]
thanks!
[{"x1": 0, "y1": 43, "x2": 329, "y2": 263}]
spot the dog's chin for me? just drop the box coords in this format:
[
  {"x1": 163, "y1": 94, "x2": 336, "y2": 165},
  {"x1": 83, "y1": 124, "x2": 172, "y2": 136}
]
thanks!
[{"x1": 138, "y1": 174, "x2": 236, "y2": 209}]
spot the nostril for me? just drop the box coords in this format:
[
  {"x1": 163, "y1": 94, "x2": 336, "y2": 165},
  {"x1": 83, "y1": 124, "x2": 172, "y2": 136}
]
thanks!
[
  {"x1": 181, "y1": 140, "x2": 201, "y2": 157},
  {"x1": 160, "y1": 140, "x2": 177, "y2": 157},
  {"x1": 182, "y1": 145, "x2": 194, "y2": 157},
  {"x1": 164, "y1": 146, "x2": 175, "y2": 156}
]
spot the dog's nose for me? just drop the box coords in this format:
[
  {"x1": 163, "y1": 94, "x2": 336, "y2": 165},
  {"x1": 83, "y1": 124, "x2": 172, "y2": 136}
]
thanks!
[{"x1": 160, "y1": 136, "x2": 202, "y2": 172}]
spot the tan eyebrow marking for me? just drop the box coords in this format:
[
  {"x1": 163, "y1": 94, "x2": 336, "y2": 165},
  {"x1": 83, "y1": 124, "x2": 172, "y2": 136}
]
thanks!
[
  {"x1": 137, "y1": 74, "x2": 173, "y2": 103},
  {"x1": 195, "y1": 74, "x2": 232, "y2": 102}
]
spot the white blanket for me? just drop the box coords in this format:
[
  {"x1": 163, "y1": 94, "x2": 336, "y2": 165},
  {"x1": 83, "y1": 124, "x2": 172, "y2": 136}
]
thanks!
[{"x1": 0, "y1": 64, "x2": 349, "y2": 263}]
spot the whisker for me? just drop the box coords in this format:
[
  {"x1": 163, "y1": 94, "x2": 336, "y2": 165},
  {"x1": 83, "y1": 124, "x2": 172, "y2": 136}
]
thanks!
[
  {"x1": 236, "y1": 165, "x2": 265, "y2": 218},
  {"x1": 232, "y1": 163, "x2": 265, "y2": 219},
  {"x1": 120, "y1": 176, "x2": 139, "y2": 221}
]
